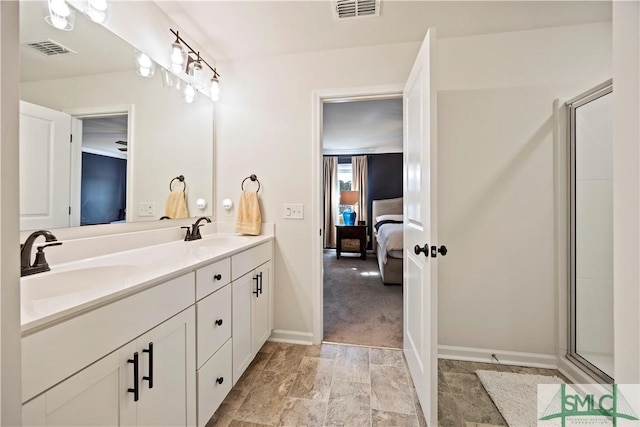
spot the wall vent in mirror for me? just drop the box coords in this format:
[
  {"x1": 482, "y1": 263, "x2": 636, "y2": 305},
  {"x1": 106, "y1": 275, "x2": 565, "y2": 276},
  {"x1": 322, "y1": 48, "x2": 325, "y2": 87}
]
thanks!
[{"x1": 22, "y1": 39, "x2": 75, "y2": 56}]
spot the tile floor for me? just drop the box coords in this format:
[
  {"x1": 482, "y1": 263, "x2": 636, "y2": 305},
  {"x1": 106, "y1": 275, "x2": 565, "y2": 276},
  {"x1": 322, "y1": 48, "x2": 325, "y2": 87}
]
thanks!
[
  {"x1": 438, "y1": 359, "x2": 570, "y2": 427},
  {"x1": 207, "y1": 342, "x2": 569, "y2": 427},
  {"x1": 206, "y1": 342, "x2": 427, "y2": 427}
]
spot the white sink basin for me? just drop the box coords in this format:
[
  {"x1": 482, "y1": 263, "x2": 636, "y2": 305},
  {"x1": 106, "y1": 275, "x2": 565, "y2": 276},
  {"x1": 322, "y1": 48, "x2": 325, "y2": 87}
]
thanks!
[
  {"x1": 22, "y1": 265, "x2": 143, "y2": 319},
  {"x1": 197, "y1": 235, "x2": 250, "y2": 246}
]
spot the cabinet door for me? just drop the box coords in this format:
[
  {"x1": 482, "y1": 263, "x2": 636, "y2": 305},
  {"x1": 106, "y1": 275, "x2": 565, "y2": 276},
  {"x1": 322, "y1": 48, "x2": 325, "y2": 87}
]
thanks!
[
  {"x1": 252, "y1": 261, "x2": 272, "y2": 353},
  {"x1": 232, "y1": 273, "x2": 254, "y2": 384},
  {"x1": 135, "y1": 307, "x2": 196, "y2": 427},
  {"x1": 23, "y1": 351, "x2": 123, "y2": 427}
]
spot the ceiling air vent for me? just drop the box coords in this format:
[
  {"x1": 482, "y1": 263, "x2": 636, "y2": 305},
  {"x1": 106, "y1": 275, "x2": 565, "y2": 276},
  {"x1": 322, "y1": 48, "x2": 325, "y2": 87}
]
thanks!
[
  {"x1": 333, "y1": 0, "x2": 381, "y2": 20},
  {"x1": 21, "y1": 39, "x2": 75, "y2": 57}
]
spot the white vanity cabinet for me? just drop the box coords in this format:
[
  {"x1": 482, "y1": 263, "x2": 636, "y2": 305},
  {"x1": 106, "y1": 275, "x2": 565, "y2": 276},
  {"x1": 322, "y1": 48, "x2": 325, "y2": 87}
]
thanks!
[
  {"x1": 23, "y1": 307, "x2": 196, "y2": 427},
  {"x1": 22, "y1": 273, "x2": 196, "y2": 427},
  {"x1": 21, "y1": 236, "x2": 274, "y2": 427},
  {"x1": 231, "y1": 242, "x2": 273, "y2": 384},
  {"x1": 194, "y1": 264, "x2": 233, "y2": 427}
]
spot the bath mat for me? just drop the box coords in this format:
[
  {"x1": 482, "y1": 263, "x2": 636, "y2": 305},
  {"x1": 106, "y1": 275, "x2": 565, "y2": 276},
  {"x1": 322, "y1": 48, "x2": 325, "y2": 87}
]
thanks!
[{"x1": 475, "y1": 370, "x2": 565, "y2": 427}]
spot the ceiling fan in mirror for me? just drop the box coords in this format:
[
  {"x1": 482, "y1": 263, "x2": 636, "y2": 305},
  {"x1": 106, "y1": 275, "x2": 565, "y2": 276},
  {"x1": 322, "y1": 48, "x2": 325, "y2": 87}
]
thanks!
[{"x1": 115, "y1": 140, "x2": 127, "y2": 152}]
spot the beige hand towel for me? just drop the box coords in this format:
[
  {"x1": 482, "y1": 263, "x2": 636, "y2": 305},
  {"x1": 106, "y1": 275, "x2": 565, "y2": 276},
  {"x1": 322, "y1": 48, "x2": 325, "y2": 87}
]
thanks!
[
  {"x1": 165, "y1": 189, "x2": 189, "y2": 219},
  {"x1": 235, "y1": 190, "x2": 262, "y2": 235}
]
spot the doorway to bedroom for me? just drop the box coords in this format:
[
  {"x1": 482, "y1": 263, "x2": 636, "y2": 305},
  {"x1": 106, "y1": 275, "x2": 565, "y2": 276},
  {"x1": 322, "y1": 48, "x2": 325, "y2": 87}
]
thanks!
[{"x1": 321, "y1": 95, "x2": 404, "y2": 349}]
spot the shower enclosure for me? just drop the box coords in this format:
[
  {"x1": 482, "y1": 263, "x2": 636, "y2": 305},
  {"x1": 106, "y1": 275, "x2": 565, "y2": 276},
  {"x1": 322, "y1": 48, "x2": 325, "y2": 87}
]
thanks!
[{"x1": 567, "y1": 79, "x2": 613, "y2": 383}]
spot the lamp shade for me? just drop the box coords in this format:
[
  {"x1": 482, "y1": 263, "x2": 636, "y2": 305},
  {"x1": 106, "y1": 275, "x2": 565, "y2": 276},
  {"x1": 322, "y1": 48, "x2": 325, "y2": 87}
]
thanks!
[{"x1": 340, "y1": 190, "x2": 359, "y2": 205}]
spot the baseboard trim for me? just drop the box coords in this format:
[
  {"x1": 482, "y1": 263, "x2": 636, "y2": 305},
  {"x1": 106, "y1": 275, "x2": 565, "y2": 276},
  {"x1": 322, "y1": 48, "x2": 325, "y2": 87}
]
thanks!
[
  {"x1": 269, "y1": 329, "x2": 314, "y2": 345},
  {"x1": 438, "y1": 345, "x2": 559, "y2": 369}
]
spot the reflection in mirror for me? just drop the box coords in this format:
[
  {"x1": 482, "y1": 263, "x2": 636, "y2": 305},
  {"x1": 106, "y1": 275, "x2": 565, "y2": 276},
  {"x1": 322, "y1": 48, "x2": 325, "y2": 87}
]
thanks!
[{"x1": 19, "y1": 0, "x2": 214, "y2": 231}]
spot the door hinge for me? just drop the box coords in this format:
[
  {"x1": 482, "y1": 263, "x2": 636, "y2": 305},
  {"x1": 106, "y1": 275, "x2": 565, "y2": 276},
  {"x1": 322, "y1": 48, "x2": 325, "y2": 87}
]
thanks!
[
  {"x1": 70, "y1": 134, "x2": 73, "y2": 143},
  {"x1": 69, "y1": 206, "x2": 71, "y2": 215},
  {"x1": 319, "y1": 229, "x2": 322, "y2": 236}
]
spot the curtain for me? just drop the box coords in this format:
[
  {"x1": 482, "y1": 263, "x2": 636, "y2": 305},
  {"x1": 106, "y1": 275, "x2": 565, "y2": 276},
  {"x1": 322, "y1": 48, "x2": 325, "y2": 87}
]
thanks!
[
  {"x1": 352, "y1": 155, "x2": 368, "y2": 226},
  {"x1": 323, "y1": 156, "x2": 338, "y2": 248}
]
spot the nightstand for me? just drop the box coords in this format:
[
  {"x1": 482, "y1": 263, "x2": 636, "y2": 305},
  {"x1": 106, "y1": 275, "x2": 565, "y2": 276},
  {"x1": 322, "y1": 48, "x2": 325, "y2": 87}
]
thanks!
[{"x1": 336, "y1": 225, "x2": 367, "y2": 260}]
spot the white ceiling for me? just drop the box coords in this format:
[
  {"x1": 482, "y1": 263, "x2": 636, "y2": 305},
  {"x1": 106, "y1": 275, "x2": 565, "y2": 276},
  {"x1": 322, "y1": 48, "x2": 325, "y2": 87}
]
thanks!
[
  {"x1": 323, "y1": 98, "x2": 402, "y2": 154},
  {"x1": 155, "y1": 1, "x2": 611, "y2": 62}
]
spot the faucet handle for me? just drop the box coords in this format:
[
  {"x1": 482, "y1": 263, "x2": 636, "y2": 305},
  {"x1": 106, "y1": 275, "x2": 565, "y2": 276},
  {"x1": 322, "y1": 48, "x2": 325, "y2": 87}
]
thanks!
[
  {"x1": 32, "y1": 242, "x2": 62, "y2": 270},
  {"x1": 181, "y1": 226, "x2": 192, "y2": 241}
]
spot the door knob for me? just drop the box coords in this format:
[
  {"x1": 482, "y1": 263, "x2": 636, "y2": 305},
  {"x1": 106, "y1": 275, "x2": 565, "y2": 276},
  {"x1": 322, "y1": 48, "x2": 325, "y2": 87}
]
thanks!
[
  {"x1": 414, "y1": 244, "x2": 429, "y2": 257},
  {"x1": 430, "y1": 245, "x2": 448, "y2": 257}
]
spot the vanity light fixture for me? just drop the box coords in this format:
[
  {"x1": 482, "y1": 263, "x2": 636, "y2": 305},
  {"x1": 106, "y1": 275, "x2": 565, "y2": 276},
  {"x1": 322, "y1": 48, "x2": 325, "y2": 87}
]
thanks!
[
  {"x1": 83, "y1": 0, "x2": 109, "y2": 24},
  {"x1": 135, "y1": 52, "x2": 156, "y2": 78},
  {"x1": 45, "y1": 0, "x2": 76, "y2": 31},
  {"x1": 169, "y1": 28, "x2": 221, "y2": 102}
]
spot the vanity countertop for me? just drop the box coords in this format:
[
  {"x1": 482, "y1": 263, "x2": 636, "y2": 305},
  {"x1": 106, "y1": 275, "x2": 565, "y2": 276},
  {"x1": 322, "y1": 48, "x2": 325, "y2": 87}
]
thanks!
[{"x1": 21, "y1": 233, "x2": 274, "y2": 335}]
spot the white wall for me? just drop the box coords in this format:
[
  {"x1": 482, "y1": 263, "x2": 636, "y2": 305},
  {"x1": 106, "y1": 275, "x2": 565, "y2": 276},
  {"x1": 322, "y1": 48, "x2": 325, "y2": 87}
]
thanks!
[
  {"x1": 216, "y1": 21, "x2": 612, "y2": 353},
  {"x1": 613, "y1": 1, "x2": 640, "y2": 385},
  {"x1": 0, "y1": 2, "x2": 23, "y2": 424},
  {"x1": 216, "y1": 43, "x2": 420, "y2": 337},
  {"x1": 21, "y1": 70, "x2": 214, "y2": 222},
  {"x1": 437, "y1": 22, "x2": 611, "y2": 357}
]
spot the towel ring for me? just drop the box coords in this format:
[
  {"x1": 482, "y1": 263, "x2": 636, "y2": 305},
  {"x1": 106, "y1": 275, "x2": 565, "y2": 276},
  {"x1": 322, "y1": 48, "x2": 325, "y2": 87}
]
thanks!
[
  {"x1": 241, "y1": 174, "x2": 260, "y2": 193},
  {"x1": 170, "y1": 175, "x2": 186, "y2": 192}
]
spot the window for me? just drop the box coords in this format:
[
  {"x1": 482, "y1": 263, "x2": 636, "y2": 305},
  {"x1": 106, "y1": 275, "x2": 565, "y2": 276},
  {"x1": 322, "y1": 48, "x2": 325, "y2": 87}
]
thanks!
[{"x1": 337, "y1": 162, "x2": 352, "y2": 223}]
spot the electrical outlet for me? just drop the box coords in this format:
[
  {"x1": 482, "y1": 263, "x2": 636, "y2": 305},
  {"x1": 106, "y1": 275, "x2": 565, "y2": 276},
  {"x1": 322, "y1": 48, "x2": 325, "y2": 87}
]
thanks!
[
  {"x1": 138, "y1": 202, "x2": 155, "y2": 217},
  {"x1": 283, "y1": 203, "x2": 304, "y2": 219}
]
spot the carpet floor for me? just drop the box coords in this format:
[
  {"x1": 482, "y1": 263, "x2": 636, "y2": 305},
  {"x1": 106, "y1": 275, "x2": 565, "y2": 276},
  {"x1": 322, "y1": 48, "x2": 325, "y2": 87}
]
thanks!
[{"x1": 323, "y1": 249, "x2": 403, "y2": 348}]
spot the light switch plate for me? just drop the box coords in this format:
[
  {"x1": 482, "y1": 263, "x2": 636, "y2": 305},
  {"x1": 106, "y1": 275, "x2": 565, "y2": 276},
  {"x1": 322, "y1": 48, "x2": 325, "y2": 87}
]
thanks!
[
  {"x1": 138, "y1": 202, "x2": 155, "y2": 217},
  {"x1": 283, "y1": 203, "x2": 304, "y2": 219}
]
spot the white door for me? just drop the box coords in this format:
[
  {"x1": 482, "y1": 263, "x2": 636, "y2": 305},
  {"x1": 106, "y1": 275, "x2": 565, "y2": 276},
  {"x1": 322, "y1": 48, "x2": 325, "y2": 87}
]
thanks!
[
  {"x1": 403, "y1": 28, "x2": 440, "y2": 427},
  {"x1": 19, "y1": 101, "x2": 71, "y2": 230}
]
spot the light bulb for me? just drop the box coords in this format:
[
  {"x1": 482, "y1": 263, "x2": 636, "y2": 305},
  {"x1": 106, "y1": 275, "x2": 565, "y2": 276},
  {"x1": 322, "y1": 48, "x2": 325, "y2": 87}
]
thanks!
[
  {"x1": 87, "y1": 0, "x2": 108, "y2": 11},
  {"x1": 137, "y1": 53, "x2": 152, "y2": 69},
  {"x1": 210, "y1": 77, "x2": 220, "y2": 102},
  {"x1": 184, "y1": 84, "x2": 196, "y2": 103},
  {"x1": 85, "y1": 9, "x2": 106, "y2": 23},
  {"x1": 49, "y1": 14, "x2": 68, "y2": 29},
  {"x1": 170, "y1": 43, "x2": 186, "y2": 65},
  {"x1": 50, "y1": 0, "x2": 70, "y2": 17},
  {"x1": 135, "y1": 52, "x2": 155, "y2": 78},
  {"x1": 46, "y1": 0, "x2": 75, "y2": 31}
]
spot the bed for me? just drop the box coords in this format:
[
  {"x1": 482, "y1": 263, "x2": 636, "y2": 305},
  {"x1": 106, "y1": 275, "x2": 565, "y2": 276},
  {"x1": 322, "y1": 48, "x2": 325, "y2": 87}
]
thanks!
[{"x1": 372, "y1": 197, "x2": 403, "y2": 285}]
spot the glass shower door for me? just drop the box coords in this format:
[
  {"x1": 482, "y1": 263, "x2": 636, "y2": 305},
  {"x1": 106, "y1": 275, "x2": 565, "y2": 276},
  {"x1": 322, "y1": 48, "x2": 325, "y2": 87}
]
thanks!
[{"x1": 568, "y1": 80, "x2": 613, "y2": 382}]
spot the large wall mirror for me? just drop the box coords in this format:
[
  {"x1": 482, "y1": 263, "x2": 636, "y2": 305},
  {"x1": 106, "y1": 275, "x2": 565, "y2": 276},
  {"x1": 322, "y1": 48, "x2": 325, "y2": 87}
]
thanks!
[{"x1": 19, "y1": 1, "x2": 214, "y2": 231}]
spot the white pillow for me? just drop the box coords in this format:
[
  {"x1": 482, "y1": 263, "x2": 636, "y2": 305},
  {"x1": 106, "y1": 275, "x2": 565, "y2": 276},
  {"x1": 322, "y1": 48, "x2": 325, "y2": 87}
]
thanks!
[{"x1": 375, "y1": 214, "x2": 403, "y2": 224}]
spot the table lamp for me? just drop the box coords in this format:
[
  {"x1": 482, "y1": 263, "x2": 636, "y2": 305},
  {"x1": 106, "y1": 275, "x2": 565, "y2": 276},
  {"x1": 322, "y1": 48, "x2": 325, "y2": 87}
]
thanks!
[{"x1": 340, "y1": 190, "x2": 359, "y2": 226}]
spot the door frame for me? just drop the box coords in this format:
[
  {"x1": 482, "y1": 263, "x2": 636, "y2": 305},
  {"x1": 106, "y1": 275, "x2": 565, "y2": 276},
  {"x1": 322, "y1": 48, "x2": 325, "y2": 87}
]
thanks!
[
  {"x1": 64, "y1": 105, "x2": 134, "y2": 225},
  {"x1": 310, "y1": 84, "x2": 403, "y2": 344}
]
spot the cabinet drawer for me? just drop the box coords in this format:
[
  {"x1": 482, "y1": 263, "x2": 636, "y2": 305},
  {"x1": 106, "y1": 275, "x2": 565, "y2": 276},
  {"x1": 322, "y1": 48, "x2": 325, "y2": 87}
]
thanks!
[
  {"x1": 196, "y1": 285, "x2": 231, "y2": 368},
  {"x1": 231, "y1": 242, "x2": 272, "y2": 280},
  {"x1": 196, "y1": 257, "x2": 231, "y2": 300},
  {"x1": 197, "y1": 339, "x2": 232, "y2": 427}
]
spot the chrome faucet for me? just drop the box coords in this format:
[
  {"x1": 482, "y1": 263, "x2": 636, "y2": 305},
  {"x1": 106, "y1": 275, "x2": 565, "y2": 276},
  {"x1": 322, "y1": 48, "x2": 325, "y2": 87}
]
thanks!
[
  {"x1": 20, "y1": 230, "x2": 62, "y2": 277},
  {"x1": 182, "y1": 217, "x2": 212, "y2": 241}
]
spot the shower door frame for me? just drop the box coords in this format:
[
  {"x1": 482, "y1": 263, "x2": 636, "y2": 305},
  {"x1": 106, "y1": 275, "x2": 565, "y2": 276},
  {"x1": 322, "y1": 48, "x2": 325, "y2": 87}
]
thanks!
[{"x1": 567, "y1": 79, "x2": 613, "y2": 384}]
